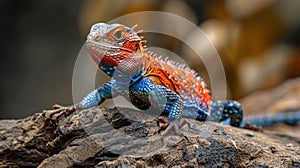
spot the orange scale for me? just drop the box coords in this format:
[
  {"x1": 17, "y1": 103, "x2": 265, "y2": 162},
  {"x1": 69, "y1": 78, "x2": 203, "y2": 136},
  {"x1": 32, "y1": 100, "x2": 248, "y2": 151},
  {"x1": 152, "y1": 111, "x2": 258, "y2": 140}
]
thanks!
[{"x1": 144, "y1": 55, "x2": 212, "y2": 109}]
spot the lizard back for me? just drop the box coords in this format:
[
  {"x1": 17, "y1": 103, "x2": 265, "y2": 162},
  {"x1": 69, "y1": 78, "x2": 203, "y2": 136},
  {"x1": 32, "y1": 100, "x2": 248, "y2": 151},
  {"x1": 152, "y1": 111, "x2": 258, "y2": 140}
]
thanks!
[{"x1": 143, "y1": 53, "x2": 212, "y2": 114}]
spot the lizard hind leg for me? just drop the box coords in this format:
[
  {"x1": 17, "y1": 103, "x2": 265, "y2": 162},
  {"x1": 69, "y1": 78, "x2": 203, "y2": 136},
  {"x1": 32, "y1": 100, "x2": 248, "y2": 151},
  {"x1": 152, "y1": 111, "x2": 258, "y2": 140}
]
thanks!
[{"x1": 209, "y1": 100, "x2": 243, "y2": 127}]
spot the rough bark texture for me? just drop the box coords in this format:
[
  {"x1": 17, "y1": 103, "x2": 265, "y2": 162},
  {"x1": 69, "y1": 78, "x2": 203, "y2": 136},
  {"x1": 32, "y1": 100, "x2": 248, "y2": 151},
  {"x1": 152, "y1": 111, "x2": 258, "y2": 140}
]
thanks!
[
  {"x1": 0, "y1": 106, "x2": 300, "y2": 167},
  {"x1": 1, "y1": 78, "x2": 300, "y2": 167}
]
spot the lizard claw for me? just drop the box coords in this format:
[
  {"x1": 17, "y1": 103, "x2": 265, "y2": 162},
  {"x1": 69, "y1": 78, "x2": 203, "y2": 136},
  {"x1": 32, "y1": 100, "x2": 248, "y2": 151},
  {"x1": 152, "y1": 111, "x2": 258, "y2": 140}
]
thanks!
[
  {"x1": 160, "y1": 121, "x2": 184, "y2": 137},
  {"x1": 242, "y1": 122, "x2": 263, "y2": 132},
  {"x1": 51, "y1": 104, "x2": 64, "y2": 110},
  {"x1": 156, "y1": 117, "x2": 194, "y2": 143},
  {"x1": 156, "y1": 117, "x2": 169, "y2": 131},
  {"x1": 44, "y1": 104, "x2": 78, "y2": 121},
  {"x1": 156, "y1": 117, "x2": 193, "y2": 136}
]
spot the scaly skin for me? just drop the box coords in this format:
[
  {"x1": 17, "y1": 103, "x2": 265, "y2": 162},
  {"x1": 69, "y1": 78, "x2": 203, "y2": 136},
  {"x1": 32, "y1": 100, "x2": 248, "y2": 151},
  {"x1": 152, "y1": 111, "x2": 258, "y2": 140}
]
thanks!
[{"x1": 45, "y1": 23, "x2": 244, "y2": 128}]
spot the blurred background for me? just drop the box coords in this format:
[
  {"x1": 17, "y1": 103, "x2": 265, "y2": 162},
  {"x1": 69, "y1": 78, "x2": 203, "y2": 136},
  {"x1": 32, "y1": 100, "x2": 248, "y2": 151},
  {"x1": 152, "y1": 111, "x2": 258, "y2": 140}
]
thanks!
[{"x1": 1, "y1": 0, "x2": 300, "y2": 119}]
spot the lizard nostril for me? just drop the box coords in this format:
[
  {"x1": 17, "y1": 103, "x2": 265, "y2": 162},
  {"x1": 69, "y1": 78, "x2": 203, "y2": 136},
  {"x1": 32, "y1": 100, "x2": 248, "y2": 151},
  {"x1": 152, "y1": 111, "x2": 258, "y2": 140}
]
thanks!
[
  {"x1": 95, "y1": 35, "x2": 101, "y2": 41},
  {"x1": 88, "y1": 32, "x2": 101, "y2": 41}
]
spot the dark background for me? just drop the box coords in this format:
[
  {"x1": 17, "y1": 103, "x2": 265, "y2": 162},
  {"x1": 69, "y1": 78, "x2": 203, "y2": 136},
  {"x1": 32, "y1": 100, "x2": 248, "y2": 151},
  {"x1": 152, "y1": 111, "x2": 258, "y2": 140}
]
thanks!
[
  {"x1": 1, "y1": 0, "x2": 300, "y2": 119},
  {"x1": 0, "y1": 0, "x2": 83, "y2": 118}
]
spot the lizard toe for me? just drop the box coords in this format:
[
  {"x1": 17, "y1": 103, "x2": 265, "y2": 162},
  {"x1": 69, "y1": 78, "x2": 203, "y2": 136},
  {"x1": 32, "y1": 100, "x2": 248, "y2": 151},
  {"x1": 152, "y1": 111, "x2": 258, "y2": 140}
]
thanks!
[{"x1": 44, "y1": 104, "x2": 77, "y2": 121}]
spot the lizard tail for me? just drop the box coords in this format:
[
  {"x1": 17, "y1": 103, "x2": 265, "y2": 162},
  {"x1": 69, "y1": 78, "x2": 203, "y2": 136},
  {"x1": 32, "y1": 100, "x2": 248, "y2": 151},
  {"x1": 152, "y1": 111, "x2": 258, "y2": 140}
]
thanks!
[{"x1": 240, "y1": 111, "x2": 300, "y2": 127}]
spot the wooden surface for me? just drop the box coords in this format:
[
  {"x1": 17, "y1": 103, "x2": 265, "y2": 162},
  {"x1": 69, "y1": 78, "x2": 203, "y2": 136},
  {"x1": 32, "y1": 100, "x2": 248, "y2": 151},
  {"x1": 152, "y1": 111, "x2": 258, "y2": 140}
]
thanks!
[{"x1": 1, "y1": 106, "x2": 299, "y2": 167}]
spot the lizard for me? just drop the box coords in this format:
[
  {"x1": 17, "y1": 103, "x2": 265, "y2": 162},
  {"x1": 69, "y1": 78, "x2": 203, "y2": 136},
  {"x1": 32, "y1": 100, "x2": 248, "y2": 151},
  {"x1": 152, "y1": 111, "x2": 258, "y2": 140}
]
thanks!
[{"x1": 45, "y1": 23, "x2": 300, "y2": 132}]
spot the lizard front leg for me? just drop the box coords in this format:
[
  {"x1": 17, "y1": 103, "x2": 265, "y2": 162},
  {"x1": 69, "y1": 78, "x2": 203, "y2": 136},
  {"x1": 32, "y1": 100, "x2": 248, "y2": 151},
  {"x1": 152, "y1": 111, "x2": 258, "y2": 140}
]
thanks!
[
  {"x1": 45, "y1": 80, "x2": 119, "y2": 121},
  {"x1": 149, "y1": 85, "x2": 186, "y2": 135},
  {"x1": 129, "y1": 78, "x2": 184, "y2": 134}
]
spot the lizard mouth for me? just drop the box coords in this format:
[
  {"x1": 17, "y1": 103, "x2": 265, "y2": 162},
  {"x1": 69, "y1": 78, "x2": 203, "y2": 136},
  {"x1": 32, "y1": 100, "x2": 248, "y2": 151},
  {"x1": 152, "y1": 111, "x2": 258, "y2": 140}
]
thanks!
[
  {"x1": 85, "y1": 41, "x2": 104, "y2": 65},
  {"x1": 85, "y1": 40, "x2": 121, "y2": 65}
]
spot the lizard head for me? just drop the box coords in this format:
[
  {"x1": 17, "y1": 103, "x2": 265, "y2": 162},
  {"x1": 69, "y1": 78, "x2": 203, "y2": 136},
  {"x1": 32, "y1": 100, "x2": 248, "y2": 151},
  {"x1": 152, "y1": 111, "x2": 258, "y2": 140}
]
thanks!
[{"x1": 86, "y1": 23, "x2": 146, "y2": 78}]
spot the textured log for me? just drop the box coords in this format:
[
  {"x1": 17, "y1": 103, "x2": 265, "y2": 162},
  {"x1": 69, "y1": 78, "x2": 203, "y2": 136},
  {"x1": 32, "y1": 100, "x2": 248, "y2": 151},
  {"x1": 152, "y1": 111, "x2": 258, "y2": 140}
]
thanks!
[{"x1": 0, "y1": 106, "x2": 300, "y2": 167}]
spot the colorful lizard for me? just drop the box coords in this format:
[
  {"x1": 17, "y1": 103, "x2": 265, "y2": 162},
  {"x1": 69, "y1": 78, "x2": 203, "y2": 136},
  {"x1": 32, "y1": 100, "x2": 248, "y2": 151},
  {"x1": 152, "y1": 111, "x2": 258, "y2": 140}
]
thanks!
[{"x1": 45, "y1": 23, "x2": 300, "y2": 131}]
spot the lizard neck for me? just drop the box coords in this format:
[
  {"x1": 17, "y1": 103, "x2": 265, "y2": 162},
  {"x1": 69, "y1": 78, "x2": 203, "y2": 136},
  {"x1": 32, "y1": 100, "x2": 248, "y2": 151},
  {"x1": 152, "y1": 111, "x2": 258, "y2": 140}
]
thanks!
[
  {"x1": 100, "y1": 49, "x2": 145, "y2": 85},
  {"x1": 99, "y1": 62, "x2": 116, "y2": 77}
]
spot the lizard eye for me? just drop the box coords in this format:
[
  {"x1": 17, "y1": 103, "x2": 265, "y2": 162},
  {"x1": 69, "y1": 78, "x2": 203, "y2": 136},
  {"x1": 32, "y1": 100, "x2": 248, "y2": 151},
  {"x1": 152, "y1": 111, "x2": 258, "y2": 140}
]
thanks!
[
  {"x1": 113, "y1": 29, "x2": 124, "y2": 41},
  {"x1": 107, "y1": 26, "x2": 126, "y2": 42}
]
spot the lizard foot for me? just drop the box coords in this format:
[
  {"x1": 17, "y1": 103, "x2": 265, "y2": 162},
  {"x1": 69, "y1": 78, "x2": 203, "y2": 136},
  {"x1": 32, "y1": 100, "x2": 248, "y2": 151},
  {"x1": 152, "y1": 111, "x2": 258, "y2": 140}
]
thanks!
[
  {"x1": 156, "y1": 117, "x2": 169, "y2": 131},
  {"x1": 242, "y1": 122, "x2": 262, "y2": 132},
  {"x1": 156, "y1": 117, "x2": 193, "y2": 142},
  {"x1": 43, "y1": 104, "x2": 78, "y2": 121}
]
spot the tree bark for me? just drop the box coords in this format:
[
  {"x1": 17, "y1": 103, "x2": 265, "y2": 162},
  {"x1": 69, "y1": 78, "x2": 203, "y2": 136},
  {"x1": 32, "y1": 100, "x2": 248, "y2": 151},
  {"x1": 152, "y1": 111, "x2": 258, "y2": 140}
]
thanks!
[{"x1": 1, "y1": 106, "x2": 300, "y2": 167}]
